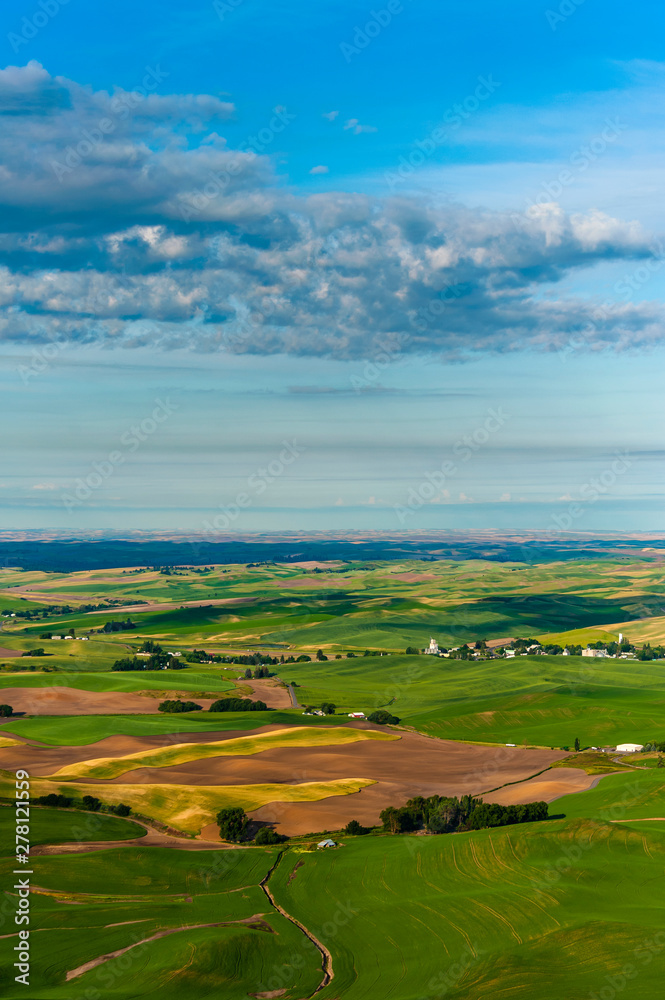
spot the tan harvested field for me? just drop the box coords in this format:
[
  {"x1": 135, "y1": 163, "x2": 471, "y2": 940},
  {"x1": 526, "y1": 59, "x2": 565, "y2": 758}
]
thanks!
[
  {"x1": 0, "y1": 646, "x2": 21, "y2": 658},
  {"x1": 482, "y1": 766, "x2": 609, "y2": 805}
]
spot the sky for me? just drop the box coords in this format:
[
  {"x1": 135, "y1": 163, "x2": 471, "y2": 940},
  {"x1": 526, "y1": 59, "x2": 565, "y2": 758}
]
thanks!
[{"x1": 1, "y1": 0, "x2": 664, "y2": 533}]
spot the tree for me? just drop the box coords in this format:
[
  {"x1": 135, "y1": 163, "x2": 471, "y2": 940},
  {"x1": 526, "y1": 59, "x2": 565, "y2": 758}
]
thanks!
[
  {"x1": 82, "y1": 795, "x2": 102, "y2": 812},
  {"x1": 0, "y1": 704, "x2": 13, "y2": 717},
  {"x1": 158, "y1": 699, "x2": 202, "y2": 713},
  {"x1": 320, "y1": 702, "x2": 336, "y2": 715},
  {"x1": 368, "y1": 709, "x2": 400, "y2": 725},
  {"x1": 111, "y1": 803, "x2": 131, "y2": 817},
  {"x1": 405, "y1": 646, "x2": 420, "y2": 655},
  {"x1": 316, "y1": 649, "x2": 328, "y2": 661},
  {"x1": 217, "y1": 806, "x2": 248, "y2": 842},
  {"x1": 345, "y1": 819, "x2": 371, "y2": 836},
  {"x1": 209, "y1": 698, "x2": 267, "y2": 712},
  {"x1": 574, "y1": 737, "x2": 580, "y2": 752},
  {"x1": 244, "y1": 668, "x2": 252, "y2": 679},
  {"x1": 255, "y1": 826, "x2": 287, "y2": 844},
  {"x1": 658, "y1": 756, "x2": 664, "y2": 769}
]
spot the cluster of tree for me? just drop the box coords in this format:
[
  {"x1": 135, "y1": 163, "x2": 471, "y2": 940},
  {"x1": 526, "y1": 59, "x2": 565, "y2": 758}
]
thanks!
[
  {"x1": 243, "y1": 665, "x2": 272, "y2": 678},
  {"x1": 22, "y1": 648, "x2": 46, "y2": 657},
  {"x1": 643, "y1": 740, "x2": 665, "y2": 752},
  {"x1": 157, "y1": 565, "x2": 214, "y2": 575},
  {"x1": 216, "y1": 807, "x2": 287, "y2": 844},
  {"x1": 345, "y1": 819, "x2": 371, "y2": 835},
  {"x1": 112, "y1": 655, "x2": 186, "y2": 671},
  {"x1": 0, "y1": 663, "x2": 53, "y2": 673},
  {"x1": 405, "y1": 646, "x2": 420, "y2": 655},
  {"x1": 634, "y1": 644, "x2": 665, "y2": 661},
  {"x1": 98, "y1": 618, "x2": 136, "y2": 633},
  {"x1": 208, "y1": 697, "x2": 268, "y2": 712},
  {"x1": 158, "y1": 699, "x2": 203, "y2": 713},
  {"x1": 34, "y1": 793, "x2": 131, "y2": 816},
  {"x1": 303, "y1": 702, "x2": 336, "y2": 715},
  {"x1": 217, "y1": 652, "x2": 283, "y2": 666},
  {"x1": 380, "y1": 794, "x2": 548, "y2": 835},
  {"x1": 184, "y1": 649, "x2": 221, "y2": 663},
  {"x1": 367, "y1": 710, "x2": 400, "y2": 725},
  {"x1": 0, "y1": 704, "x2": 13, "y2": 717}
]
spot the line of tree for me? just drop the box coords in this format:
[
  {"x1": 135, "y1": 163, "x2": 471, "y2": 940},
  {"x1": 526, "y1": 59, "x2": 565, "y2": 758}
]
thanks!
[
  {"x1": 33, "y1": 793, "x2": 131, "y2": 816},
  {"x1": 380, "y1": 794, "x2": 548, "y2": 835},
  {"x1": 158, "y1": 700, "x2": 203, "y2": 713},
  {"x1": 112, "y1": 655, "x2": 186, "y2": 671},
  {"x1": 208, "y1": 697, "x2": 268, "y2": 712},
  {"x1": 98, "y1": 618, "x2": 136, "y2": 633}
]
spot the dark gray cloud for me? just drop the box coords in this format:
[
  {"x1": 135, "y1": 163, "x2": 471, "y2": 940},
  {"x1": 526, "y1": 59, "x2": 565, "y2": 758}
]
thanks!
[{"x1": 0, "y1": 62, "x2": 663, "y2": 360}]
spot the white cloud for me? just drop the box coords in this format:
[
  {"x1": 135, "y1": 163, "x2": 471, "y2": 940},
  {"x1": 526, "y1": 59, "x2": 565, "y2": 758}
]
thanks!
[{"x1": 310, "y1": 165, "x2": 329, "y2": 175}]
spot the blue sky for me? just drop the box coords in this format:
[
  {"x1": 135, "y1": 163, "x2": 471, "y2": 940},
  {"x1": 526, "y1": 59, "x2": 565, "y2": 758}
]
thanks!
[{"x1": 1, "y1": 0, "x2": 664, "y2": 531}]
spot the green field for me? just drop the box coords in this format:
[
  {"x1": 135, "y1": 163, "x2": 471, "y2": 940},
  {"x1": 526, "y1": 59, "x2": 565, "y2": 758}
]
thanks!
[
  {"x1": 2, "y1": 555, "x2": 665, "y2": 998},
  {"x1": 0, "y1": 846, "x2": 322, "y2": 999},
  {"x1": 0, "y1": 806, "x2": 145, "y2": 852},
  {"x1": 268, "y1": 818, "x2": 665, "y2": 1000}
]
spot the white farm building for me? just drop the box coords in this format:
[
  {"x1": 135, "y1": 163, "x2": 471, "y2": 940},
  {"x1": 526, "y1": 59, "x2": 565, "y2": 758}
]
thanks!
[{"x1": 616, "y1": 743, "x2": 644, "y2": 753}]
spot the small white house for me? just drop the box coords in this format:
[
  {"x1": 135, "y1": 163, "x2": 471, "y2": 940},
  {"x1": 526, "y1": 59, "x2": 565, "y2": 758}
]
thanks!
[
  {"x1": 616, "y1": 743, "x2": 644, "y2": 753},
  {"x1": 505, "y1": 649, "x2": 516, "y2": 658}
]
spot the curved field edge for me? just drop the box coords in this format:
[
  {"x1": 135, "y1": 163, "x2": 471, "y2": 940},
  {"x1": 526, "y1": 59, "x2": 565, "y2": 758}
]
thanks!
[
  {"x1": 0, "y1": 772, "x2": 376, "y2": 834},
  {"x1": 51, "y1": 726, "x2": 398, "y2": 780}
]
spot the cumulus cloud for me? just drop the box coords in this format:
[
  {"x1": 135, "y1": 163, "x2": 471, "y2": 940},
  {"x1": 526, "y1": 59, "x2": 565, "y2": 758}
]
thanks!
[{"x1": 0, "y1": 62, "x2": 663, "y2": 360}]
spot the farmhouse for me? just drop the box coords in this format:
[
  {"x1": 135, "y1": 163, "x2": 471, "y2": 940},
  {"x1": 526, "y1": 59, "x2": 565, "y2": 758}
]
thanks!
[
  {"x1": 348, "y1": 712, "x2": 366, "y2": 718},
  {"x1": 317, "y1": 839, "x2": 336, "y2": 848},
  {"x1": 582, "y1": 648, "x2": 609, "y2": 658},
  {"x1": 424, "y1": 638, "x2": 440, "y2": 655}
]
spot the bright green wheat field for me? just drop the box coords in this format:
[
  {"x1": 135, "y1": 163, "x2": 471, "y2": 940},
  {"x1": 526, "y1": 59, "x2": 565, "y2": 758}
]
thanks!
[{"x1": 1, "y1": 556, "x2": 665, "y2": 999}]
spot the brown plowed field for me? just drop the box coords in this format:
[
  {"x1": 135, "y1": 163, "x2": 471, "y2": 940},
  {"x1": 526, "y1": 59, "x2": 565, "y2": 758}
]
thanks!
[
  {"x1": 0, "y1": 724, "x2": 290, "y2": 774},
  {"x1": 0, "y1": 686, "x2": 222, "y2": 716},
  {"x1": 482, "y1": 767, "x2": 612, "y2": 804},
  {"x1": 0, "y1": 721, "x2": 566, "y2": 835}
]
